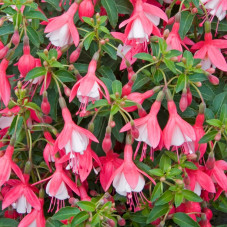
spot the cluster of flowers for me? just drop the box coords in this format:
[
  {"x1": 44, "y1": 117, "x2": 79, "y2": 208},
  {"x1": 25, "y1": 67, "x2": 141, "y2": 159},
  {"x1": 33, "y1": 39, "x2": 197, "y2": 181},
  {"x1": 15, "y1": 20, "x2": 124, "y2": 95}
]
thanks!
[{"x1": 0, "y1": 0, "x2": 226, "y2": 226}]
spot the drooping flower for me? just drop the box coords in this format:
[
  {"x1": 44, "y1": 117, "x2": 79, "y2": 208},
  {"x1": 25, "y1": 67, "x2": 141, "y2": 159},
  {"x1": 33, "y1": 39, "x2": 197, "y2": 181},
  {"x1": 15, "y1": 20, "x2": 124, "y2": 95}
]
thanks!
[
  {"x1": 54, "y1": 103, "x2": 99, "y2": 156},
  {"x1": 120, "y1": 0, "x2": 168, "y2": 42},
  {"x1": 45, "y1": 2, "x2": 79, "y2": 47},
  {"x1": 106, "y1": 144, "x2": 155, "y2": 209},
  {"x1": 0, "y1": 145, "x2": 24, "y2": 187},
  {"x1": 18, "y1": 36, "x2": 36, "y2": 77},
  {"x1": 0, "y1": 58, "x2": 11, "y2": 106},
  {"x1": 163, "y1": 99, "x2": 196, "y2": 150},
  {"x1": 191, "y1": 23, "x2": 227, "y2": 71},
  {"x1": 69, "y1": 53, "x2": 110, "y2": 115},
  {"x1": 78, "y1": 0, "x2": 94, "y2": 22},
  {"x1": 18, "y1": 198, "x2": 46, "y2": 227},
  {"x1": 121, "y1": 100, "x2": 162, "y2": 161},
  {"x1": 2, "y1": 174, "x2": 41, "y2": 214}
]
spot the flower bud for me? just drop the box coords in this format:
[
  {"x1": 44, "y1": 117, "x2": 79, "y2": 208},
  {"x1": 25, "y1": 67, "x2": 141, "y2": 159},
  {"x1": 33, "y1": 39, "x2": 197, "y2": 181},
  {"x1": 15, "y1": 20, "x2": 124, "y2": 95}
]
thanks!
[
  {"x1": 208, "y1": 75, "x2": 219, "y2": 85},
  {"x1": 214, "y1": 131, "x2": 221, "y2": 141},
  {"x1": 186, "y1": 87, "x2": 192, "y2": 106},
  {"x1": 179, "y1": 88, "x2": 188, "y2": 112},
  {"x1": 131, "y1": 123, "x2": 139, "y2": 139},
  {"x1": 118, "y1": 218, "x2": 126, "y2": 226},
  {"x1": 12, "y1": 29, "x2": 20, "y2": 46},
  {"x1": 79, "y1": 0, "x2": 95, "y2": 22},
  {"x1": 138, "y1": 106, "x2": 147, "y2": 118},
  {"x1": 206, "y1": 67, "x2": 215, "y2": 74},
  {"x1": 206, "y1": 152, "x2": 215, "y2": 170},
  {"x1": 64, "y1": 85, "x2": 71, "y2": 97},
  {"x1": 41, "y1": 92, "x2": 51, "y2": 115},
  {"x1": 163, "y1": 29, "x2": 169, "y2": 39},
  {"x1": 70, "y1": 42, "x2": 83, "y2": 63},
  {"x1": 191, "y1": 7, "x2": 198, "y2": 14},
  {"x1": 102, "y1": 133, "x2": 112, "y2": 153},
  {"x1": 0, "y1": 45, "x2": 9, "y2": 59},
  {"x1": 122, "y1": 80, "x2": 134, "y2": 97}
]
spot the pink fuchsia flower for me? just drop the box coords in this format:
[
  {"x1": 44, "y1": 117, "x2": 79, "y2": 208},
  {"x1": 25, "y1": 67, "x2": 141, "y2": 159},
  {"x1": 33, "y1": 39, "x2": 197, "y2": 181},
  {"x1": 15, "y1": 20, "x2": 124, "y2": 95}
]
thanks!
[
  {"x1": 0, "y1": 145, "x2": 24, "y2": 187},
  {"x1": 99, "y1": 151, "x2": 123, "y2": 191},
  {"x1": 69, "y1": 53, "x2": 110, "y2": 115},
  {"x1": 186, "y1": 164, "x2": 216, "y2": 196},
  {"x1": 121, "y1": 100, "x2": 162, "y2": 161},
  {"x1": 78, "y1": 182, "x2": 91, "y2": 201},
  {"x1": 18, "y1": 198, "x2": 45, "y2": 227},
  {"x1": 106, "y1": 144, "x2": 155, "y2": 209},
  {"x1": 120, "y1": 0, "x2": 168, "y2": 42},
  {"x1": 191, "y1": 26, "x2": 227, "y2": 71},
  {"x1": 18, "y1": 36, "x2": 36, "y2": 77},
  {"x1": 2, "y1": 174, "x2": 41, "y2": 214},
  {"x1": 45, "y1": 2, "x2": 79, "y2": 47},
  {"x1": 78, "y1": 0, "x2": 94, "y2": 22},
  {"x1": 54, "y1": 103, "x2": 99, "y2": 156},
  {"x1": 0, "y1": 58, "x2": 11, "y2": 106},
  {"x1": 66, "y1": 142, "x2": 101, "y2": 182},
  {"x1": 201, "y1": 0, "x2": 227, "y2": 21},
  {"x1": 163, "y1": 99, "x2": 196, "y2": 150}
]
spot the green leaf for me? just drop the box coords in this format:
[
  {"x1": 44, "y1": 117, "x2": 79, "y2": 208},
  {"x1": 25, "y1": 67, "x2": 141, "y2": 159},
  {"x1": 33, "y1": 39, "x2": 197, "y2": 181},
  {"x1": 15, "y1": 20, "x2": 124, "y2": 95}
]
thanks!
[
  {"x1": 84, "y1": 32, "x2": 95, "y2": 50},
  {"x1": 151, "y1": 182, "x2": 163, "y2": 202},
  {"x1": 175, "y1": 192, "x2": 184, "y2": 207},
  {"x1": 48, "y1": 49, "x2": 58, "y2": 59},
  {"x1": 71, "y1": 211, "x2": 89, "y2": 226},
  {"x1": 45, "y1": 0, "x2": 61, "y2": 11},
  {"x1": 102, "y1": 43, "x2": 117, "y2": 60},
  {"x1": 52, "y1": 207, "x2": 80, "y2": 220},
  {"x1": 55, "y1": 70, "x2": 76, "y2": 82},
  {"x1": 183, "y1": 161, "x2": 198, "y2": 170},
  {"x1": 189, "y1": 73, "x2": 207, "y2": 82},
  {"x1": 134, "y1": 53, "x2": 153, "y2": 62},
  {"x1": 82, "y1": 17, "x2": 95, "y2": 27},
  {"x1": 101, "y1": 0, "x2": 118, "y2": 27},
  {"x1": 179, "y1": 11, "x2": 195, "y2": 39},
  {"x1": 24, "y1": 10, "x2": 48, "y2": 21},
  {"x1": 9, "y1": 116, "x2": 24, "y2": 137},
  {"x1": 183, "y1": 50, "x2": 194, "y2": 67},
  {"x1": 166, "y1": 49, "x2": 182, "y2": 58},
  {"x1": 98, "y1": 66, "x2": 116, "y2": 81},
  {"x1": 25, "y1": 67, "x2": 46, "y2": 81},
  {"x1": 99, "y1": 26, "x2": 110, "y2": 34},
  {"x1": 112, "y1": 80, "x2": 122, "y2": 96},
  {"x1": 212, "y1": 92, "x2": 227, "y2": 115},
  {"x1": 27, "y1": 26, "x2": 40, "y2": 47},
  {"x1": 176, "y1": 74, "x2": 187, "y2": 93},
  {"x1": 50, "y1": 61, "x2": 64, "y2": 68},
  {"x1": 87, "y1": 99, "x2": 109, "y2": 111},
  {"x1": 111, "y1": 104, "x2": 120, "y2": 115},
  {"x1": 0, "y1": 24, "x2": 14, "y2": 36},
  {"x1": 132, "y1": 76, "x2": 150, "y2": 92},
  {"x1": 91, "y1": 213, "x2": 100, "y2": 226},
  {"x1": 165, "y1": 151, "x2": 178, "y2": 162},
  {"x1": 164, "y1": 58, "x2": 177, "y2": 74},
  {"x1": 220, "y1": 104, "x2": 227, "y2": 122},
  {"x1": 168, "y1": 168, "x2": 182, "y2": 177},
  {"x1": 149, "y1": 169, "x2": 164, "y2": 177},
  {"x1": 156, "y1": 190, "x2": 174, "y2": 206},
  {"x1": 183, "y1": 190, "x2": 203, "y2": 202},
  {"x1": 173, "y1": 212, "x2": 200, "y2": 227},
  {"x1": 160, "y1": 154, "x2": 171, "y2": 172},
  {"x1": 199, "y1": 130, "x2": 218, "y2": 143},
  {"x1": 46, "y1": 218, "x2": 62, "y2": 227},
  {"x1": 115, "y1": 0, "x2": 133, "y2": 14},
  {"x1": 76, "y1": 201, "x2": 96, "y2": 212},
  {"x1": 206, "y1": 119, "x2": 222, "y2": 127},
  {"x1": 25, "y1": 102, "x2": 42, "y2": 112},
  {"x1": 0, "y1": 218, "x2": 19, "y2": 227},
  {"x1": 146, "y1": 204, "x2": 169, "y2": 223}
]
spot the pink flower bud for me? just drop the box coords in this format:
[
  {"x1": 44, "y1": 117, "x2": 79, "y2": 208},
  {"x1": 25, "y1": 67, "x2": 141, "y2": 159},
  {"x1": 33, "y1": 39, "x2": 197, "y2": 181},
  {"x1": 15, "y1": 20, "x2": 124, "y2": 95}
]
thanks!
[
  {"x1": 102, "y1": 133, "x2": 112, "y2": 153},
  {"x1": 206, "y1": 152, "x2": 215, "y2": 170},
  {"x1": 70, "y1": 43, "x2": 83, "y2": 63},
  {"x1": 57, "y1": 49, "x2": 62, "y2": 59},
  {"x1": 41, "y1": 94, "x2": 51, "y2": 115},
  {"x1": 138, "y1": 106, "x2": 147, "y2": 117},
  {"x1": 122, "y1": 80, "x2": 134, "y2": 96},
  {"x1": 179, "y1": 88, "x2": 188, "y2": 112},
  {"x1": 191, "y1": 7, "x2": 198, "y2": 14},
  {"x1": 187, "y1": 87, "x2": 192, "y2": 106},
  {"x1": 78, "y1": 0, "x2": 94, "y2": 22},
  {"x1": 206, "y1": 67, "x2": 215, "y2": 74},
  {"x1": 208, "y1": 75, "x2": 219, "y2": 85},
  {"x1": 131, "y1": 124, "x2": 139, "y2": 139},
  {"x1": 64, "y1": 85, "x2": 71, "y2": 97},
  {"x1": 118, "y1": 218, "x2": 126, "y2": 226},
  {"x1": 12, "y1": 29, "x2": 20, "y2": 46},
  {"x1": 43, "y1": 115, "x2": 52, "y2": 124},
  {"x1": 107, "y1": 219, "x2": 115, "y2": 227},
  {"x1": 214, "y1": 132, "x2": 221, "y2": 141},
  {"x1": 0, "y1": 45, "x2": 9, "y2": 59}
]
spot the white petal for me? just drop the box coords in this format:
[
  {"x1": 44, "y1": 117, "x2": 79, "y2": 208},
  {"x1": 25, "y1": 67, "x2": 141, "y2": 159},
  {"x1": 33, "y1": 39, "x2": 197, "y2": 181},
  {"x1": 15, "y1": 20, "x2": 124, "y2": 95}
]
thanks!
[
  {"x1": 55, "y1": 181, "x2": 70, "y2": 200},
  {"x1": 136, "y1": 124, "x2": 152, "y2": 147},
  {"x1": 28, "y1": 220, "x2": 37, "y2": 227},
  {"x1": 171, "y1": 125, "x2": 186, "y2": 147},
  {"x1": 133, "y1": 174, "x2": 145, "y2": 193},
  {"x1": 117, "y1": 44, "x2": 131, "y2": 59},
  {"x1": 113, "y1": 172, "x2": 131, "y2": 196},
  {"x1": 194, "y1": 182, "x2": 202, "y2": 196},
  {"x1": 128, "y1": 19, "x2": 147, "y2": 40},
  {"x1": 71, "y1": 130, "x2": 89, "y2": 154},
  {"x1": 65, "y1": 141, "x2": 72, "y2": 154},
  {"x1": 201, "y1": 57, "x2": 212, "y2": 70},
  {"x1": 144, "y1": 13, "x2": 160, "y2": 26},
  {"x1": 15, "y1": 195, "x2": 32, "y2": 214},
  {"x1": 0, "y1": 116, "x2": 14, "y2": 129}
]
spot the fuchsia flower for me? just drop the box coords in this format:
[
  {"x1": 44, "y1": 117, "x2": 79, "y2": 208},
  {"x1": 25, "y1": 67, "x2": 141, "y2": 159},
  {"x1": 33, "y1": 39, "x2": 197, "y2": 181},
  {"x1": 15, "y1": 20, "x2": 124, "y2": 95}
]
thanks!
[
  {"x1": 78, "y1": 0, "x2": 94, "y2": 22},
  {"x1": 66, "y1": 142, "x2": 101, "y2": 182},
  {"x1": 163, "y1": 100, "x2": 196, "y2": 150},
  {"x1": 2, "y1": 174, "x2": 40, "y2": 214},
  {"x1": 99, "y1": 151, "x2": 123, "y2": 191},
  {"x1": 121, "y1": 100, "x2": 162, "y2": 161},
  {"x1": 120, "y1": 0, "x2": 168, "y2": 42},
  {"x1": 186, "y1": 164, "x2": 216, "y2": 196},
  {"x1": 201, "y1": 0, "x2": 227, "y2": 21},
  {"x1": 0, "y1": 58, "x2": 11, "y2": 106},
  {"x1": 45, "y1": 2, "x2": 79, "y2": 47},
  {"x1": 69, "y1": 54, "x2": 110, "y2": 115},
  {"x1": 18, "y1": 36, "x2": 36, "y2": 77},
  {"x1": 191, "y1": 31, "x2": 227, "y2": 71},
  {"x1": 106, "y1": 144, "x2": 155, "y2": 209},
  {"x1": 0, "y1": 145, "x2": 24, "y2": 187},
  {"x1": 18, "y1": 198, "x2": 45, "y2": 227},
  {"x1": 54, "y1": 105, "x2": 99, "y2": 156}
]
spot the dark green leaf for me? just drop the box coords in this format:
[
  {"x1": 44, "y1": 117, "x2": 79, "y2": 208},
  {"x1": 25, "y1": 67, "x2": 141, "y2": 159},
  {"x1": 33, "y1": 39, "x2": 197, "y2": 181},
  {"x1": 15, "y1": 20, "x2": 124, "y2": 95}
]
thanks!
[
  {"x1": 45, "y1": 0, "x2": 61, "y2": 11},
  {"x1": 183, "y1": 190, "x2": 203, "y2": 202},
  {"x1": 52, "y1": 207, "x2": 80, "y2": 220},
  {"x1": 0, "y1": 24, "x2": 14, "y2": 36},
  {"x1": 0, "y1": 218, "x2": 18, "y2": 227},
  {"x1": 156, "y1": 190, "x2": 174, "y2": 206},
  {"x1": 71, "y1": 211, "x2": 89, "y2": 226},
  {"x1": 25, "y1": 102, "x2": 42, "y2": 112},
  {"x1": 84, "y1": 32, "x2": 95, "y2": 50},
  {"x1": 149, "y1": 169, "x2": 164, "y2": 177},
  {"x1": 46, "y1": 218, "x2": 62, "y2": 227},
  {"x1": 101, "y1": 0, "x2": 118, "y2": 27},
  {"x1": 134, "y1": 53, "x2": 153, "y2": 62},
  {"x1": 212, "y1": 92, "x2": 227, "y2": 115},
  {"x1": 183, "y1": 161, "x2": 198, "y2": 170},
  {"x1": 206, "y1": 119, "x2": 222, "y2": 127},
  {"x1": 179, "y1": 11, "x2": 195, "y2": 39},
  {"x1": 25, "y1": 67, "x2": 46, "y2": 81},
  {"x1": 165, "y1": 151, "x2": 178, "y2": 162},
  {"x1": 220, "y1": 104, "x2": 227, "y2": 123},
  {"x1": 55, "y1": 70, "x2": 76, "y2": 82},
  {"x1": 146, "y1": 204, "x2": 169, "y2": 223},
  {"x1": 76, "y1": 201, "x2": 96, "y2": 212},
  {"x1": 102, "y1": 43, "x2": 117, "y2": 60},
  {"x1": 173, "y1": 212, "x2": 200, "y2": 227},
  {"x1": 24, "y1": 10, "x2": 48, "y2": 21},
  {"x1": 160, "y1": 154, "x2": 171, "y2": 172},
  {"x1": 115, "y1": 0, "x2": 133, "y2": 14},
  {"x1": 175, "y1": 192, "x2": 184, "y2": 207},
  {"x1": 151, "y1": 182, "x2": 163, "y2": 202},
  {"x1": 112, "y1": 80, "x2": 122, "y2": 96},
  {"x1": 163, "y1": 58, "x2": 177, "y2": 74},
  {"x1": 176, "y1": 74, "x2": 187, "y2": 93},
  {"x1": 199, "y1": 130, "x2": 218, "y2": 143}
]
